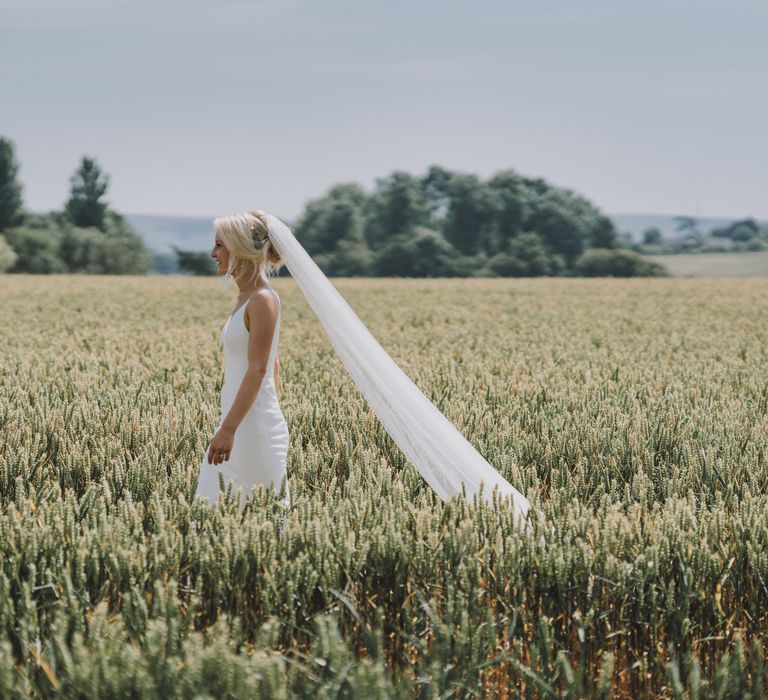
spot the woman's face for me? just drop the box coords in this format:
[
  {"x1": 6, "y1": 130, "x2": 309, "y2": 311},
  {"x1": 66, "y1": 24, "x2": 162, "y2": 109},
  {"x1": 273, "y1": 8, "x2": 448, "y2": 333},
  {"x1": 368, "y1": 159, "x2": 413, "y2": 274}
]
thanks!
[{"x1": 210, "y1": 234, "x2": 230, "y2": 275}]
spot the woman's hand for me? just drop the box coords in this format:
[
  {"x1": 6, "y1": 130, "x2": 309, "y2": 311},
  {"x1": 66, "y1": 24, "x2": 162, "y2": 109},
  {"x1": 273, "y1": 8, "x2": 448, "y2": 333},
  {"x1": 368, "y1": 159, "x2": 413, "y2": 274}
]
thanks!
[{"x1": 208, "y1": 427, "x2": 235, "y2": 465}]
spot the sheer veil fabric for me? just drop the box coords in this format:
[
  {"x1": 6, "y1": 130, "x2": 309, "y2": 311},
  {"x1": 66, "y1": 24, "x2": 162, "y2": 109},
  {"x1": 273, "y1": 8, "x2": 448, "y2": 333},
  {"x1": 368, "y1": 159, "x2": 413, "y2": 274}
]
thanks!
[{"x1": 265, "y1": 214, "x2": 530, "y2": 524}]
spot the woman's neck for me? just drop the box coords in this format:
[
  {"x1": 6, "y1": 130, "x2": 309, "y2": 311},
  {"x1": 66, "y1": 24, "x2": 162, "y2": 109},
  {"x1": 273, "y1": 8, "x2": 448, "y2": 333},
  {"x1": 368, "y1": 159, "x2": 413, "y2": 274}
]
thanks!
[{"x1": 234, "y1": 273, "x2": 265, "y2": 294}]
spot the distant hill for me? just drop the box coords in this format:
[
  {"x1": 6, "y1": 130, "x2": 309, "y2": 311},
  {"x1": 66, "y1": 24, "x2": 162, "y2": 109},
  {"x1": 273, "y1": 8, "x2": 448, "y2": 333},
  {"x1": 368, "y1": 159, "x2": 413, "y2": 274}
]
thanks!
[
  {"x1": 125, "y1": 213, "x2": 298, "y2": 254},
  {"x1": 125, "y1": 214, "x2": 217, "y2": 254}
]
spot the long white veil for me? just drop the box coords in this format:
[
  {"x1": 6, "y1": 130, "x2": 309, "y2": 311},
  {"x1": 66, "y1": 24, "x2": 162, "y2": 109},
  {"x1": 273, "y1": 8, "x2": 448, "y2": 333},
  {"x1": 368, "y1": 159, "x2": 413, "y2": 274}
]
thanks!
[{"x1": 266, "y1": 214, "x2": 530, "y2": 523}]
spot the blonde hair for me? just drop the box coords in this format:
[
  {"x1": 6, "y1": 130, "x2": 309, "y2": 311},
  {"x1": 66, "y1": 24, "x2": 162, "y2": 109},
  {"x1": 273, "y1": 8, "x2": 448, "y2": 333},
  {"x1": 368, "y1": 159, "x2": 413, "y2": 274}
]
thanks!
[{"x1": 215, "y1": 210, "x2": 284, "y2": 285}]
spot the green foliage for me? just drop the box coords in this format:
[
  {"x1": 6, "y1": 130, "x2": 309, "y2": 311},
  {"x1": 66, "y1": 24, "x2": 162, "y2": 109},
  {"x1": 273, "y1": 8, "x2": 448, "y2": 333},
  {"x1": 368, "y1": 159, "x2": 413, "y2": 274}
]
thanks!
[
  {"x1": 421, "y1": 165, "x2": 454, "y2": 224},
  {"x1": 587, "y1": 214, "x2": 620, "y2": 249},
  {"x1": 712, "y1": 218, "x2": 767, "y2": 243},
  {"x1": 639, "y1": 217, "x2": 768, "y2": 256},
  {"x1": 0, "y1": 235, "x2": 18, "y2": 272},
  {"x1": 2, "y1": 227, "x2": 67, "y2": 274},
  {"x1": 19, "y1": 210, "x2": 69, "y2": 230},
  {"x1": 0, "y1": 137, "x2": 23, "y2": 231},
  {"x1": 373, "y1": 227, "x2": 460, "y2": 277},
  {"x1": 441, "y1": 173, "x2": 498, "y2": 257},
  {"x1": 728, "y1": 225, "x2": 754, "y2": 242},
  {"x1": 487, "y1": 170, "x2": 529, "y2": 251},
  {"x1": 66, "y1": 156, "x2": 110, "y2": 230},
  {"x1": 314, "y1": 238, "x2": 375, "y2": 277},
  {"x1": 296, "y1": 165, "x2": 624, "y2": 277},
  {"x1": 0, "y1": 147, "x2": 154, "y2": 274},
  {"x1": 524, "y1": 187, "x2": 616, "y2": 265},
  {"x1": 58, "y1": 227, "x2": 106, "y2": 272},
  {"x1": 574, "y1": 248, "x2": 670, "y2": 277},
  {"x1": 486, "y1": 232, "x2": 565, "y2": 277},
  {"x1": 57, "y1": 212, "x2": 154, "y2": 274},
  {"x1": 172, "y1": 246, "x2": 216, "y2": 276},
  {"x1": 295, "y1": 184, "x2": 368, "y2": 257},
  {"x1": 363, "y1": 172, "x2": 430, "y2": 251},
  {"x1": 643, "y1": 227, "x2": 663, "y2": 245}
]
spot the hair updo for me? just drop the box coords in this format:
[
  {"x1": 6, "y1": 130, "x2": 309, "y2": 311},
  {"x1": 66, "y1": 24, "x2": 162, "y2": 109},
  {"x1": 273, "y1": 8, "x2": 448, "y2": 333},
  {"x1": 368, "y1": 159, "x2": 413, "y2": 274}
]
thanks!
[{"x1": 214, "y1": 210, "x2": 284, "y2": 285}]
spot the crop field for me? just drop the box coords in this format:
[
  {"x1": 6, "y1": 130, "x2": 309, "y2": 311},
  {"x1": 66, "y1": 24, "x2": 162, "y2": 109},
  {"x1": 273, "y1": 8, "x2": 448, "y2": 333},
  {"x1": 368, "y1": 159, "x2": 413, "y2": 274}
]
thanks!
[
  {"x1": 645, "y1": 251, "x2": 768, "y2": 278},
  {"x1": 1, "y1": 275, "x2": 767, "y2": 698}
]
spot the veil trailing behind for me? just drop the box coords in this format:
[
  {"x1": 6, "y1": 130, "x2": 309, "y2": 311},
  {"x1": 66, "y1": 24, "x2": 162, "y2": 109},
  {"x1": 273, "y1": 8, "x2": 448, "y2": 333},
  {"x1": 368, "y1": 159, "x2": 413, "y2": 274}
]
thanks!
[{"x1": 265, "y1": 214, "x2": 530, "y2": 524}]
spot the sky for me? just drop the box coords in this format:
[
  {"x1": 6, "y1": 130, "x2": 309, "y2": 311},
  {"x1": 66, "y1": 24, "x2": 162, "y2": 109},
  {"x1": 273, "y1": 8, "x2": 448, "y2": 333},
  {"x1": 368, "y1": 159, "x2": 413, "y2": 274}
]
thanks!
[{"x1": 2, "y1": 0, "x2": 766, "y2": 221}]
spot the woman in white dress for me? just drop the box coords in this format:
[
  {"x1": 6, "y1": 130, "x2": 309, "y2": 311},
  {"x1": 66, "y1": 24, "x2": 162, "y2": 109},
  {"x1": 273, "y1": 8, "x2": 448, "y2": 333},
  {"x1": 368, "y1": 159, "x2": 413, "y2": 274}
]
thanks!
[
  {"x1": 195, "y1": 212, "x2": 528, "y2": 524},
  {"x1": 195, "y1": 210, "x2": 290, "y2": 511}
]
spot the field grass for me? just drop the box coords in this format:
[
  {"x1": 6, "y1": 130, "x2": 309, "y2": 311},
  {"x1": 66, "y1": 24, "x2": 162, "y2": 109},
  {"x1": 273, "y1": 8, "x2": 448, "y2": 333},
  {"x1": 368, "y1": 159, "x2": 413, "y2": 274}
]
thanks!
[
  {"x1": 646, "y1": 251, "x2": 768, "y2": 277},
  {"x1": 1, "y1": 275, "x2": 768, "y2": 698}
]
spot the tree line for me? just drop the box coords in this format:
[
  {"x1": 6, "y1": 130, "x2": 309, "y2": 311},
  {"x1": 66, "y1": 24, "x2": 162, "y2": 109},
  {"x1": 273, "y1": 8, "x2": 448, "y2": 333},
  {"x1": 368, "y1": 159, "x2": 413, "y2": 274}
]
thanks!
[
  {"x1": 0, "y1": 137, "x2": 153, "y2": 274},
  {"x1": 639, "y1": 216, "x2": 768, "y2": 255},
  {"x1": 1, "y1": 135, "x2": 668, "y2": 277},
  {"x1": 292, "y1": 167, "x2": 668, "y2": 278}
]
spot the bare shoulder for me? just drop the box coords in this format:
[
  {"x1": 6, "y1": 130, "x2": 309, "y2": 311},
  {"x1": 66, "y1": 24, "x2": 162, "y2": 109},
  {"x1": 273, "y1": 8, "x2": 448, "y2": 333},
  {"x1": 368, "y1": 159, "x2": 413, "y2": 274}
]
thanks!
[{"x1": 243, "y1": 286, "x2": 279, "y2": 331}]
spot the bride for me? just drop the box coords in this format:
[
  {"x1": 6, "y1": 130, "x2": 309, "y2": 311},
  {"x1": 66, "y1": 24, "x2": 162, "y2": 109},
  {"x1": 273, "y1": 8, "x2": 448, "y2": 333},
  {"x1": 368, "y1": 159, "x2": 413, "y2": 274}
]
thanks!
[
  {"x1": 195, "y1": 210, "x2": 290, "y2": 510},
  {"x1": 195, "y1": 210, "x2": 530, "y2": 523}
]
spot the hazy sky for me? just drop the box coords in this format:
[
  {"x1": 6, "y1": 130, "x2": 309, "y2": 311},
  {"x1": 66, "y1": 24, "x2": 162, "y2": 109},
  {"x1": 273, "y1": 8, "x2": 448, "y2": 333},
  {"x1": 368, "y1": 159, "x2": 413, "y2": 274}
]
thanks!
[{"x1": 3, "y1": 0, "x2": 766, "y2": 221}]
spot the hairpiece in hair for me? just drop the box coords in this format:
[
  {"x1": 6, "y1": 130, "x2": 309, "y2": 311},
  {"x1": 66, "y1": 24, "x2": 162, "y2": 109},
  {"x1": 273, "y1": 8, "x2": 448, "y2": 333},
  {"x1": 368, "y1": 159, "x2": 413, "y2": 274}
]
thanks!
[{"x1": 248, "y1": 214, "x2": 269, "y2": 245}]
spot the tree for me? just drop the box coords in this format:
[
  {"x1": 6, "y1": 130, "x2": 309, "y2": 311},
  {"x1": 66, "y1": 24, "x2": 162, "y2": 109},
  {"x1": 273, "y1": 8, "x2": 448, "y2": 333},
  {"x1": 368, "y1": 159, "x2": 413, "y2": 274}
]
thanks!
[
  {"x1": 99, "y1": 211, "x2": 154, "y2": 273},
  {"x1": 57, "y1": 211, "x2": 153, "y2": 274},
  {"x1": 487, "y1": 170, "x2": 528, "y2": 252},
  {"x1": 642, "y1": 227, "x2": 663, "y2": 245},
  {"x1": 674, "y1": 216, "x2": 699, "y2": 237},
  {"x1": 66, "y1": 156, "x2": 110, "y2": 230},
  {"x1": 521, "y1": 181, "x2": 619, "y2": 264},
  {"x1": 588, "y1": 214, "x2": 619, "y2": 249},
  {"x1": 729, "y1": 225, "x2": 757, "y2": 242},
  {"x1": 291, "y1": 164, "x2": 639, "y2": 277},
  {"x1": 486, "y1": 233, "x2": 565, "y2": 277},
  {"x1": 0, "y1": 137, "x2": 23, "y2": 231},
  {"x1": 293, "y1": 183, "x2": 374, "y2": 276},
  {"x1": 2, "y1": 227, "x2": 67, "y2": 273},
  {"x1": 0, "y1": 235, "x2": 18, "y2": 272},
  {"x1": 374, "y1": 227, "x2": 460, "y2": 277},
  {"x1": 317, "y1": 238, "x2": 375, "y2": 276},
  {"x1": 172, "y1": 246, "x2": 217, "y2": 276},
  {"x1": 712, "y1": 219, "x2": 761, "y2": 242},
  {"x1": 441, "y1": 174, "x2": 498, "y2": 257},
  {"x1": 729, "y1": 224, "x2": 758, "y2": 242},
  {"x1": 526, "y1": 195, "x2": 585, "y2": 266},
  {"x1": 58, "y1": 227, "x2": 105, "y2": 273},
  {"x1": 295, "y1": 184, "x2": 368, "y2": 256},
  {"x1": 421, "y1": 165, "x2": 454, "y2": 225},
  {"x1": 574, "y1": 249, "x2": 669, "y2": 277},
  {"x1": 363, "y1": 172, "x2": 429, "y2": 250}
]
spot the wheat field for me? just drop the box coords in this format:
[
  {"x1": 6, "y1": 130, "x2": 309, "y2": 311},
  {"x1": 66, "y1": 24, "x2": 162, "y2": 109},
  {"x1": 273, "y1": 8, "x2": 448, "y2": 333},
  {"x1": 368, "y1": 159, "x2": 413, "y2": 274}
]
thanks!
[
  {"x1": 646, "y1": 252, "x2": 768, "y2": 278},
  {"x1": 1, "y1": 275, "x2": 767, "y2": 698}
]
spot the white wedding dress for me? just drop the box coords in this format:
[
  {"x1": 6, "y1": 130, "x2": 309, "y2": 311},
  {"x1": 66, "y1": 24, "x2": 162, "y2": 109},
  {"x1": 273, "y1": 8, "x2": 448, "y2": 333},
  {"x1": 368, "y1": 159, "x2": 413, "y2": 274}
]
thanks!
[
  {"x1": 195, "y1": 285, "x2": 290, "y2": 510},
  {"x1": 192, "y1": 214, "x2": 529, "y2": 525}
]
